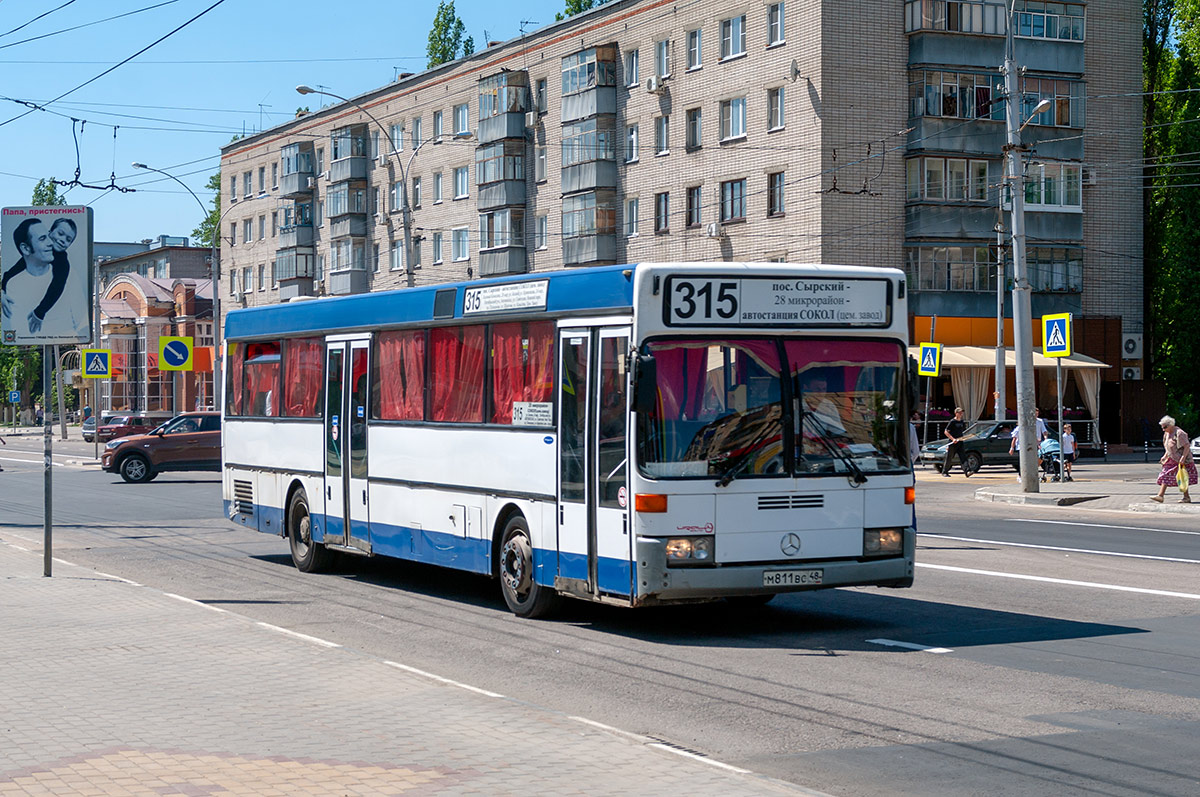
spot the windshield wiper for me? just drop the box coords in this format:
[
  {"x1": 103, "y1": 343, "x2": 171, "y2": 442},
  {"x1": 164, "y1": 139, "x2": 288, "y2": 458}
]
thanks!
[
  {"x1": 714, "y1": 416, "x2": 781, "y2": 487},
  {"x1": 801, "y1": 411, "x2": 868, "y2": 485}
]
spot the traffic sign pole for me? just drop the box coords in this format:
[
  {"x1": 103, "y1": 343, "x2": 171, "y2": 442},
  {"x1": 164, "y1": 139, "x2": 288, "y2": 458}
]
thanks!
[{"x1": 43, "y1": 346, "x2": 52, "y2": 578}]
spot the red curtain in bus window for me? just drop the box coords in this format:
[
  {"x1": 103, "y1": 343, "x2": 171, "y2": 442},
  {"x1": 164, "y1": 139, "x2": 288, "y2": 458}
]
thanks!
[
  {"x1": 430, "y1": 326, "x2": 485, "y2": 422},
  {"x1": 377, "y1": 330, "x2": 425, "y2": 420},
  {"x1": 225, "y1": 343, "x2": 243, "y2": 415},
  {"x1": 244, "y1": 342, "x2": 281, "y2": 417},
  {"x1": 283, "y1": 337, "x2": 323, "y2": 417},
  {"x1": 647, "y1": 343, "x2": 707, "y2": 420},
  {"x1": 492, "y1": 321, "x2": 555, "y2": 423}
]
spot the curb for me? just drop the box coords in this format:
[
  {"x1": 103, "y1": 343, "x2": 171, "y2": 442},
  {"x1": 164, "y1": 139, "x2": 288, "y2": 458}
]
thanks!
[
  {"x1": 1127, "y1": 501, "x2": 1200, "y2": 514},
  {"x1": 973, "y1": 489, "x2": 1103, "y2": 507},
  {"x1": 64, "y1": 459, "x2": 102, "y2": 467}
]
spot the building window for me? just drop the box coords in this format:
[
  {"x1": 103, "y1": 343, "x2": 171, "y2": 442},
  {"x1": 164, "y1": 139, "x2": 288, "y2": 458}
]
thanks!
[
  {"x1": 655, "y1": 116, "x2": 669, "y2": 155},
  {"x1": 479, "y1": 208, "x2": 525, "y2": 250},
  {"x1": 371, "y1": 130, "x2": 380, "y2": 160},
  {"x1": 904, "y1": 0, "x2": 1085, "y2": 41},
  {"x1": 411, "y1": 176, "x2": 422, "y2": 208},
  {"x1": 271, "y1": 162, "x2": 278, "y2": 188},
  {"x1": 687, "y1": 29, "x2": 702, "y2": 69},
  {"x1": 476, "y1": 141, "x2": 525, "y2": 184},
  {"x1": 331, "y1": 127, "x2": 366, "y2": 160},
  {"x1": 907, "y1": 156, "x2": 995, "y2": 203},
  {"x1": 433, "y1": 231, "x2": 444, "y2": 263},
  {"x1": 411, "y1": 117, "x2": 423, "y2": 147},
  {"x1": 371, "y1": 186, "x2": 380, "y2": 215},
  {"x1": 315, "y1": 148, "x2": 324, "y2": 174},
  {"x1": 655, "y1": 39, "x2": 670, "y2": 78},
  {"x1": 452, "y1": 227, "x2": 470, "y2": 260},
  {"x1": 720, "y1": 15, "x2": 746, "y2": 59},
  {"x1": 1023, "y1": 161, "x2": 1083, "y2": 209},
  {"x1": 625, "y1": 124, "x2": 639, "y2": 163},
  {"x1": 411, "y1": 238, "x2": 422, "y2": 269},
  {"x1": 625, "y1": 197, "x2": 639, "y2": 237},
  {"x1": 767, "y1": 171, "x2": 785, "y2": 216},
  {"x1": 258, "y1": 264, "x2": 266, "y2": 290},
  {"x1": 373, "y1": 243, "x2": 380, "y2": 272},
  {"x1": 535, "y1": 78, "x2": 548, "y2": 112},
  {"x1": 686, "y1": 108, "x2": 702, "y2": 149},
  {"x1": 686, "y1": 186, "x2": 702, "y2": 227},
  {"x1": 242, "y1": 268, "x2": 252, "y2": 293},
  {"x1": 390, "y1": 181, "x2": 402, "y2": 212},
  {"x1": 330, "y1": 240, "x2": 365, "y2": 271},
  {"x1": 433, "y1": 110, "x2": 444, "y2": 141},
  {"x1": 258, "y1": 215, "x2": 266, "y2": 240},
  {"x1": 925, "y1": 157, "x2": 945, "y2": 199},
  {"x1": 243, "y1": 172, "x2": 252, "y2": 197},
  {"x1": 229, "y1": 221, "x2": 237, "y2": 246},
  {"x1": 563, "y1": 192, "x2": 615, "y2": 239},
  {"x1": 454, "y1": 166, "x2": 469, "y2": 198},
  {"x1": 624, "y1": 49, "x2": 639, "y2": 87},
  {"x1": 536, "y1": 214, "x2": 548, "y2": 249},
  {"x1": 433, "y1": 171, "x2": 443, "y2": 203},
  {"x1": 768, "y1": 87, "x2": 785, "y2": 130},
  {"x1": 720, "y1": 97, "x2": 746, "y2": 140},
  {"x1": 453, "y1": 103, "x2": 469, "y2": 135},
  {"x1": 768, "y1": 2, "x2": 785, "y2": 46},
  {"x1": 654, "y1": 192, "x2": 670, "y2": 233},
  {"x1": 243, "y1": 219, "x2": 253, "y2": 242},
  {"x1": 257, "y1": 167, "x2": 266, "y2": 193},
  {"x1": 390, "y1": 123, "x2": 404, "y2": 151},
  {"x1": 906, "y1": 245, "x2": 1005, "y2": 293},
  {"x1": 271, "y1": 211, "x2": 278, "y2": 236},
  {"x1": 536, "y1": 147, "x2": 547, "y2": 181},
  {"x1": 563, "y1": 46, "x2": 617, "y2": 96},
  {"x1": 562, "y1": 117, "x2": 615, "y2": 166},
  {"x1": 229, "y1": 175, "x2": 237, "y2": 202},
  {"x1": 327, "y1": 184, "x2": 366, "y2": 217},
  {"x1": 390, "y1": 242, "x2": 403, "y2": 271},
  {"x1": 720, "y1": 178, "x2": 746, "y2": 222}
]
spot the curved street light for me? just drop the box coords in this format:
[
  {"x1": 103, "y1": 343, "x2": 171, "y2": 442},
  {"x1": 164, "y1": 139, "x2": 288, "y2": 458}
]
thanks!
[{"x1": 131, "y1": 161, "x2": 226, "y2": 411}]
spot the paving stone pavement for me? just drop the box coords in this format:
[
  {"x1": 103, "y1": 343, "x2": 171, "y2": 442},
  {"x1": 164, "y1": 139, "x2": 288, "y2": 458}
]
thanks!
[{"x1": 0, "y1": 539, "x2": 811, "y2": 796}]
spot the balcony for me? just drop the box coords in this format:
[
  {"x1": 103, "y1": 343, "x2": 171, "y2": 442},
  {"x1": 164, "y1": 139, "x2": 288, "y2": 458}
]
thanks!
[
  {"x1": 478, "y1": 180, "x2": 526, "y2": 211},
  {"x1": 562, "y1": 160, "x2": 618, "y2": 195},
  {"x1": 479, "y1": 247, "x2": 528, "y2": 276},
  {"x1": 478, "y1": 112, "x2": 529, "y2": 144},
  {"x1": 278, "y1": 224, "x2": 313, "y2": 248},
  {"x1": 329, "y1": 156, "x2": 369, "y2": 183},
  {"x1": 279, "y1": 171, "x2": 313, "y2": 199},
  {"x1": 330, "y1": 215, "x2": 367, "y2": 239},
  {"x1": 562, "y1": 234, "x2": 617, "y2": 266},
  {"x1": 328, "y1": 268, "x2": 369, "y2": 295}
]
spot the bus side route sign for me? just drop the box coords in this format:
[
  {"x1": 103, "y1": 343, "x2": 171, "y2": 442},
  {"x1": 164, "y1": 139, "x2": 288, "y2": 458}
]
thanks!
[{"x1": 917, "y1": 342, "x2": 942, "y2": 377}]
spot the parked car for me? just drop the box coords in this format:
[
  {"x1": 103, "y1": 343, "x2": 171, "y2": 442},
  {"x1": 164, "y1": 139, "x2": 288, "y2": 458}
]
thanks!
[
  {"x1": 96, "y1": 414, "x2": 156, "y2": 443},
  {"x1": 1192, "y1": 434, "x2": 1200, "y2": 459},
  {"x1": 920, "y1": 420, "x2": 1020, "y2": 473},
  {"x1": 101, "y1": 412, "x2": 221, "y2": 483},
  {"x1": 81, "y1": 414, "x2": 116, "y2": 443}
]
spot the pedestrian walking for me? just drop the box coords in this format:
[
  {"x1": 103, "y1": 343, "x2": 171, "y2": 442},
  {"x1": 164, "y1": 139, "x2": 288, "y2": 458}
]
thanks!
[
  {"x1": 1151, "y1": 415, "x2": 1196, "y2": 503},
  {"x1": 1034, "y1": 407, "x2": 1049, "y2": 441},
  {"x1": 1061, "y1": 423, "x2": 1077, "y2": 481},
  {"x1": 941, "y1": 407, "x2": 970, "y2": 477}
]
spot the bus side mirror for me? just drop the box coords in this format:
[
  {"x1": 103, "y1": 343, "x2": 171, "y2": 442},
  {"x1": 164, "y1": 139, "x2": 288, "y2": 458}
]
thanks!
[
  {"x1": 906, "y1": 355, "x2": 919, "y2": 409},
  {"x1": 631, "y1": 353, "x2": 657, "y2": 414}
]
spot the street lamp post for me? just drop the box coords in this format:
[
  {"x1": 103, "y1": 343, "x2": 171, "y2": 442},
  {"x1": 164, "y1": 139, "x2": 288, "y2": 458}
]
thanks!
[
  {"x1": 1002, "y1": 4, "x2": 1053, "y2": 492},
  {"x1": 131, "y1": 162, "x2": 223, "y2": 412},
  {"x1": 296, "y1": 85, "x2": 428, "y2": 288}
]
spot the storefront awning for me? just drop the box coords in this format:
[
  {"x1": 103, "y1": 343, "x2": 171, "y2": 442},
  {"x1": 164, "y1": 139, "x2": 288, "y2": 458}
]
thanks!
[{"x1": 907, "y1": 345, "x2": 1111, "y2": 370}]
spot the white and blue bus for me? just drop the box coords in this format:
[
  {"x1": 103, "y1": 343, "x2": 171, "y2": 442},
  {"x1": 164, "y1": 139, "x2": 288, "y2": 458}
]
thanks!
[{"x1": 222, "y1": 263, "x2": 916, "y2": 617}]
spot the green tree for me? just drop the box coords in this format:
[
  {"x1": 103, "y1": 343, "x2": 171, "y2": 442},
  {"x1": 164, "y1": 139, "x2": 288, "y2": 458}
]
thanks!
[
  {"x1": 31, "y1": 177, "x2": 64, "y2": 206},
  {"x1": 192, "y1": 171, "x2": 222, "y2": 249},
  {"x1": 555, "y1": 0, "x2": 607, "y2": 22},
  {"x1": 427, "y1": 1, "x2": 475, "y2": 68}
]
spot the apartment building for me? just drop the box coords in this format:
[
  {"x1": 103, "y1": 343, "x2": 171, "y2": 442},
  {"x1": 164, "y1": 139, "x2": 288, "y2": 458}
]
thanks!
[{"x1": 220, "y1": 0, "x2": 1141, "y2": 380}]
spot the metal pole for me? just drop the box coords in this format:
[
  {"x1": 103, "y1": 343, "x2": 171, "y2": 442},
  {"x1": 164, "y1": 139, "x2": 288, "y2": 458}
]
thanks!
[
  {"x1": 1005, "y1": 5, "x2": 1039, "y2": 492},
  {"x1": 54, "y1": 345, "x2": 67, "y2": 440},
  {"x1": 921, "y1": 315, "x2": 936, "y2": 445},
  {"x1": 995, "y1": 188, "x2": 1007, "y2": 422},
  {"x1": 43, "y1": 346, "x2": 53, "y2": 577},
  {"x1": 1056, "y1": 359, "x2": 1064, "y2": 480}
]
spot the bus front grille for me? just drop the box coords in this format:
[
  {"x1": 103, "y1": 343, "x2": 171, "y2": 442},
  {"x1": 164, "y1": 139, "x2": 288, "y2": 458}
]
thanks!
[
  {"x1": 758, "y1": 494, "x2": 824, "y2": 510},
  {"x1": 233, "y1": 480, "x2": 254, "y2": 516}
]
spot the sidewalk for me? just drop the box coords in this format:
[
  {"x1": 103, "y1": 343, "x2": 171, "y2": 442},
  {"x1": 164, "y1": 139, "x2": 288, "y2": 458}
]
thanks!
[
  {"x1": 0, "y1": 539, "x2": 808, "y2": 797},
  {"x1": 916, "y1": 460, "x2": 1200, "y2": 514}
]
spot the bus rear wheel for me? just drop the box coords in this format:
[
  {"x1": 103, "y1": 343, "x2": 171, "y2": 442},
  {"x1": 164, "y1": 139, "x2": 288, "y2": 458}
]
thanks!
[
  {"x1": 499, "y1": 515, "x2": 558, "y2": 619},
  {"x1": 288, "y1": 489, "x2": 330, "y2": 573}
]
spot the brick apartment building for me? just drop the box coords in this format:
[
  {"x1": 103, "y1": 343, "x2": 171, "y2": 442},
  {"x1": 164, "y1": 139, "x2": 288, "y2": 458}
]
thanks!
[{"x1": 219, "y1": 0, "x2": 1145, "y2": 437}]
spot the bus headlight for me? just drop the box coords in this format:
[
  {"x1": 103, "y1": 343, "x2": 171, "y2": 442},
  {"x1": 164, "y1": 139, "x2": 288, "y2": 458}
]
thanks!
[
  {"x1": 864, "y1": 528, "x2": 903, "y2": 557},
  {"x1": 665, "y1": 537, "x2": 712, "y2": 563}
]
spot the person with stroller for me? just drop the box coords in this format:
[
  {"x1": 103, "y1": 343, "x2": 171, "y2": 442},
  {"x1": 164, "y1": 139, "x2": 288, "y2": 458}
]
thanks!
[{"x1": 1038, "y1": 436, "x2": 1063, "y2": 482}]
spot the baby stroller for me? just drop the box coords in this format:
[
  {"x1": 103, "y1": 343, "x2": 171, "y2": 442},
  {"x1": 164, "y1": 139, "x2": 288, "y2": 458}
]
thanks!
[{"x1": 1038, "y1": 437, "x2": 1063, "y2": 482}]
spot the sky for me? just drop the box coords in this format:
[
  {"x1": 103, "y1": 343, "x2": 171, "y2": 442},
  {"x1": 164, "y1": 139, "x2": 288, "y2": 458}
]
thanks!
[{"x1": 0, "y1": 0, "x2": 563, "y2": 243}]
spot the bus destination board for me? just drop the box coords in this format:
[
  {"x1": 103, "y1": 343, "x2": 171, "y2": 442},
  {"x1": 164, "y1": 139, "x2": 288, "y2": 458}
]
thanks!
[
  {"x1": 463, "y1": 279, "x2": 549, "y2": 316},
  {"x1": 663, "y1": 276, "x2": 890, "y2": 328}
]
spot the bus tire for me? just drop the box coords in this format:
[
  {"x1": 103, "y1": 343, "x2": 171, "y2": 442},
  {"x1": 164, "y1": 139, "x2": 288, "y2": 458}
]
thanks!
[
  {"x1": 498, "y1": 515, "x2": 559, "y2": 619},
  {"x1": 288, "y1": 489, "x2": 330, "y2": 573}
]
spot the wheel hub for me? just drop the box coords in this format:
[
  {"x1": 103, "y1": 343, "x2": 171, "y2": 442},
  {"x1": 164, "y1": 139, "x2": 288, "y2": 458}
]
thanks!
[{"x1": 501, "y1": 535, "x2": 532, "y2": 595}]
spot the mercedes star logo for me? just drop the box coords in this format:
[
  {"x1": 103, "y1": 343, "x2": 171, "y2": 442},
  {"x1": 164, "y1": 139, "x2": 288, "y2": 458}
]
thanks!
[{"x1": 780, "y1": 533, "x2": 801, "y2": 557}]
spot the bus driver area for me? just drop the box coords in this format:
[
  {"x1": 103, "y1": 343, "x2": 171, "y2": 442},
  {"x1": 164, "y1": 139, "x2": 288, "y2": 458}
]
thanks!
[{"x1": 221, "y1": 263, "x2": 916, "y2": 617}]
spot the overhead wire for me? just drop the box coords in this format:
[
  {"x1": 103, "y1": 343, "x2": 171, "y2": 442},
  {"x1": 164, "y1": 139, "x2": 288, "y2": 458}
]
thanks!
[
  {"x1": 0, "y1": 0, "x2": 78, "y2": 39},
  {"x1": 0, "y1": 0, "x2": 183, "y2": 51}
]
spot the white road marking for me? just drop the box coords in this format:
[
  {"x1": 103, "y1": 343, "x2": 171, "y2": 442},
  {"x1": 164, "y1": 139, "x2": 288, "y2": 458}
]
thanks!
[
  {"x1": 646, "y1": 743, "x2": 753, "y2": 774},
  {"x1": 94, "y1": 571, "x2": 142, "y2": 586},
  {"x1": 255, "y1": 622, "x2": 341, "y2": 648},
  {"x1": 165, "y1": 593, "x2": 228, "y2": 613},
  {"x1": 918, "y1": 563, "x2": 1200, "y2": 600},
  {"x1": 384, "y1": 660, "x2": 504, "y2": 698},
  {"x1": 0, "y1": 456, "x2": 65, "y2": 467},
  {"x1": 1005, "y1": 519, "x2": 1200, "y2": 537},
  {"x1": 920, "y1": 533, "x2": 1200, "y2": 564},
  {"x1": 867, "y1": 638, "x2": 953, "y2": 654},
  {"x1": 569, "y1": 715, "x2": 647, "y2": 742}
]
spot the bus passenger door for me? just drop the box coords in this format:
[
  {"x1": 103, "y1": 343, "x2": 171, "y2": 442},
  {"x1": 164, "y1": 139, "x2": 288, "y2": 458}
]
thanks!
[
  {"x1": 323, "y1": 339, "x2": 371, "y2": 554},
  {"x1": 557, "y1": 329, "x2": 591, "y2": 590},
  {"x1": 594, "y1": 329, "x2": 632, "y2": 597}
]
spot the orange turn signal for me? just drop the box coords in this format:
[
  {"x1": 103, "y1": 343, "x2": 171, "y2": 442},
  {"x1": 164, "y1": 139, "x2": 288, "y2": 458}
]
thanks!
[
  {"x1": 904, "y1": 486, "x2": 916, "y2": 505},
  {"x1": 635, "y1": 493, "x2": 668, "y2": 513}
]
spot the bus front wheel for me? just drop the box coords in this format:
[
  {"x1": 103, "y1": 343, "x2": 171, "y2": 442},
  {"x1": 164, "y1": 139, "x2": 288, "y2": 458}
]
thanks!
[
  {"x1": 288, "y1": 489, "x2": 330, "y2": 573},
  {"x1": 499, "y1": 515, "x2": 558, "y2": 619}
]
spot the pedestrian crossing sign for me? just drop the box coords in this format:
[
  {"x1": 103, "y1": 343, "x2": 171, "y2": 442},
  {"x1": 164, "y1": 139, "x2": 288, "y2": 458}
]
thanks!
[
  {"x1": 1042, "y1": 313, "x2": 1072, "y2": 358},
  {"x1": 81, "y1": 349, "x2": 111, "y2": 378},
  {"x1": 917, "y1": 342, "x2": 942, "y2": 377}
]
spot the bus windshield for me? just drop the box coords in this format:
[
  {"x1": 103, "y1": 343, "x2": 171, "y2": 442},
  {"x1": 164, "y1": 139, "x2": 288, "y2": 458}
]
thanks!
[{"x1": 637, "y1": 338, "x2": 908, "y2": 479}]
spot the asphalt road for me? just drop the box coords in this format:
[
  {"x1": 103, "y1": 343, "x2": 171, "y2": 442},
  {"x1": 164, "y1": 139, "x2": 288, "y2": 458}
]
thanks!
[{"x1": 2, "y1": 439, "x2": 1198, "y2": 796}]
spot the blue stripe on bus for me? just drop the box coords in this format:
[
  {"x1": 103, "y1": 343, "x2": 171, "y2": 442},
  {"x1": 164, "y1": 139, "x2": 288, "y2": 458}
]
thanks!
[
  {"x1": 227, "y1": 499, "x2": 633, "y2": 597},
  {"x1": 225, "y1": 264, "x2": 637, "y2": 341}
]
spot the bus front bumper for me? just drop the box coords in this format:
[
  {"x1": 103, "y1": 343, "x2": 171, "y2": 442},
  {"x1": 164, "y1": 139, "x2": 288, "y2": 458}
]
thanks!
[{"x1": 631, "y1": 529, "x2": 915, "y2": 605}]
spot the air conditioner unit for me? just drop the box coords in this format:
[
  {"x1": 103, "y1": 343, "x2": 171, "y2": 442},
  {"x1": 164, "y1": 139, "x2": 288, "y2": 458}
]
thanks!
[
  {"x1": 645, "y1": 76, "x2": 664, "y2": 94},
  {"x1": 705, "y1": 222, "x2": 722, "y2": 238},
  {"x1": 525, "y1": 111, "x2": 537, "y2": 129},
  {"x1": 1082, "y1": 167, "x2": 1097, "y2": 186},
  {"x1": 1122, "y1": 367, "x2": 1141, "y2": 380},
  {"x1": 305, "y1": 176, "x2": 315, "y2": 189},
  {"x1": 1122, "y1": 333, "x2": 1143, "y2": 359}
]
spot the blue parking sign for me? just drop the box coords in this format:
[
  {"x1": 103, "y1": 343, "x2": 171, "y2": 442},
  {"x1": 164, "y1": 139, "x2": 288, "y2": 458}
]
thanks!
[{"x1": 8, "y1": 390, "x2": 19, "y2": 403}]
